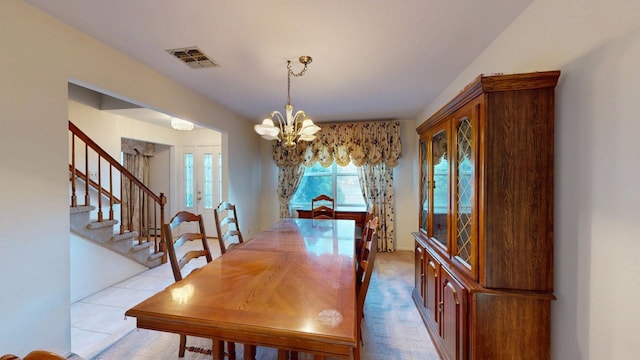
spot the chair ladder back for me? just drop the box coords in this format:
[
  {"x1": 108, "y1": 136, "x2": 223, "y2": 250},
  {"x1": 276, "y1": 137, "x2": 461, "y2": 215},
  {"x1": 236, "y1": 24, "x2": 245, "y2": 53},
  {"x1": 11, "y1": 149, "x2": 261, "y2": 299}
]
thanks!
[
  {"x1": 357, "y1": 216, "x2": 379, "y2": 265},
  {"x1": 214, "y1": 201, "x2": 244, "y2": 255},
  {"x1": 311, "y1": 194, "x2": 335, "y2": 219},
  {"x1": 164, "y1": 211, "x2": 212, "y2": 282},
  {"x1": 356, "y1": 231, "x2": 378, "y2": 349}
]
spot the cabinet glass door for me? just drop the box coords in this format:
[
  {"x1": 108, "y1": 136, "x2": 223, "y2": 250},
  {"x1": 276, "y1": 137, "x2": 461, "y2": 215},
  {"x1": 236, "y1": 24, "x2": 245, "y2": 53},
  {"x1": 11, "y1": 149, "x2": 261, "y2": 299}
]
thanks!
[
  {"x1": 419, "y1": 137, "x2": 429, "y2": 233},
  {"x1": 451, "y1": 102, "x2": 478, "y2": 277},
  {"x1": 430, "y1": 124, "x2": 450, "y2": 249}
]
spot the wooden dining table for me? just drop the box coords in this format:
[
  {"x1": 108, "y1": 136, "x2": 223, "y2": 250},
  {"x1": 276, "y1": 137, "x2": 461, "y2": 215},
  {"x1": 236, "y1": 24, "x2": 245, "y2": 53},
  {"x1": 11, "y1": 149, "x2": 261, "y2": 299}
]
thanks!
[{"x1": 125, "y1": 218, "x2": 358, "y2": 360}]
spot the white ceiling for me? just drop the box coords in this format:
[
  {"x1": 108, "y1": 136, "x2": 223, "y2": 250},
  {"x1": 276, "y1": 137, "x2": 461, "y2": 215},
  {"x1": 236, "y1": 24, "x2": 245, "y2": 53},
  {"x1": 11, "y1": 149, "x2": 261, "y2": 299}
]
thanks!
[{"x1": 27, "y1": 0, "x2": 534, "y2": 125}]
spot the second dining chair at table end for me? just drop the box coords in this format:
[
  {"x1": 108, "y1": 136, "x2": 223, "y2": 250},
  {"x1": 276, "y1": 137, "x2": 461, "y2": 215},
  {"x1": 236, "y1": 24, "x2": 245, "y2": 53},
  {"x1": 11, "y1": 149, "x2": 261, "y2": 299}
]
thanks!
[
  {"x1": 214, "y1": 201, "x2": 245, "y2": 255},
  {"x1": 353, "y1": 223, "x2": 379, "y2": 360},
  {"x1": 311, "y1": 194, "x2": 335, "y2": 219},
  {"x1": 356, "y1": 213, "x2": 378, "y2": 264},
  {"x1": 164, "y1": 210, "x2": 256, "y2": 360}
]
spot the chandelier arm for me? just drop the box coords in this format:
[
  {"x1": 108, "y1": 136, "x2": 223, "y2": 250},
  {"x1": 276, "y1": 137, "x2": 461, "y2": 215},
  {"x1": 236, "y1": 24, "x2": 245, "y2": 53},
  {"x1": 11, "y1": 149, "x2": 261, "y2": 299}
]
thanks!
[
  {"x1": 269, "y1": 111, "x2": 285, "y2": 140},
  {"x1": 293, "y1": 111, "x2": 307, "y2": 134}
]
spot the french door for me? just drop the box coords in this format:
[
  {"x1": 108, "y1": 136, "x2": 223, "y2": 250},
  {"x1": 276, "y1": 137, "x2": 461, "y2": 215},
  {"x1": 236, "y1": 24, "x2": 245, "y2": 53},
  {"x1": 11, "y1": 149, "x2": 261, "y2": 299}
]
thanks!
[{"x1": 180, "y1": 145, "x2": 222, "y2": 237}]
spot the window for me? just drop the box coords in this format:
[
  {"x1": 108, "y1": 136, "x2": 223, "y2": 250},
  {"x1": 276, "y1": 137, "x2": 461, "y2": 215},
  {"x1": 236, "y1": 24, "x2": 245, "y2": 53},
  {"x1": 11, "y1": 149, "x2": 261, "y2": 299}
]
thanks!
[{"x1": 290, "y1": 161, "x2": 366, "y2": 209}]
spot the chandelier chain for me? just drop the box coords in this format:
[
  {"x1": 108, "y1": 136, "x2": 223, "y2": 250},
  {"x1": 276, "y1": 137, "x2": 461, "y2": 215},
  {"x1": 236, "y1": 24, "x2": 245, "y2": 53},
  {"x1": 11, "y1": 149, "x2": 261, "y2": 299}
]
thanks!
[
  {"x1": 286, "y1": 60, "x2": 310, "y2": 105},
  {"x1": 254, "y1": 55, "x2": 320, "y2": 148}
]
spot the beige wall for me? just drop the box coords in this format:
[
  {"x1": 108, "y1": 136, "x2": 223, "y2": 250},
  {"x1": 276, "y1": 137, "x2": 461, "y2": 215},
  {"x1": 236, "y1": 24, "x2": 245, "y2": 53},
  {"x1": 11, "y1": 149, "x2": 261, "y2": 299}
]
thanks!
[
  {"x1": 416, "y1": 0, "x2": 640, "y2": 359},
  {"x1": 0, "y1": 1, "x2": 260, "y2": 355}
]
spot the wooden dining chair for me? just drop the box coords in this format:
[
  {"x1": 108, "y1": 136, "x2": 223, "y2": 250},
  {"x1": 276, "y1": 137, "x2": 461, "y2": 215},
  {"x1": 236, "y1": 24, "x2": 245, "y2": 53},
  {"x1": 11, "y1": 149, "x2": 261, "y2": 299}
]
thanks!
[
  {"x1": 311, "y1": 194, "x2": 335, "y2": 219},
  {"x1": 214, "y1": 201, "x2": 245, "y2": 255},
  {"x1": 356, "y1": 215, "x2": 378, "y2": 265},
  {"x1": 1, "y1": 351, "x2": 66, "y2": 360},
  {"x1": 355, "y1": 203, "x2": 375, "y2": 241},
  {"x1": 353, "y1": 228, "x2": 379, "y2": 360},
  {"x1": 164, "y1": 211, "x2": 240, "y2": 359}
]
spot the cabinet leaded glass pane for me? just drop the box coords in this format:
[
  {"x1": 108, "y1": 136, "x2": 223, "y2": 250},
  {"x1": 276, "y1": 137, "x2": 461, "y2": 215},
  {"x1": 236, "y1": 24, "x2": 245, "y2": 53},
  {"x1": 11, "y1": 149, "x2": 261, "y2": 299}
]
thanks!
[
  {"x1": 420, "y1": 139, "x2": 428, "y2": 232},
  {"x1": 431, "y1": 130, "x2": 448, "y2": 247},
  {"x1": 456, "y1": 118, "x2": 473, "y2": 264}
]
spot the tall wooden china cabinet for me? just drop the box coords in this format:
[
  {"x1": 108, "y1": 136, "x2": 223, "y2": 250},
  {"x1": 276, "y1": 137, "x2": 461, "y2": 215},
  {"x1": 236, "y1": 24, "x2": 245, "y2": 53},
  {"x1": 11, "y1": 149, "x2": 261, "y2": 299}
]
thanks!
[{"x1": 413, "y1": 71, "x2": 560, "y2": 360}]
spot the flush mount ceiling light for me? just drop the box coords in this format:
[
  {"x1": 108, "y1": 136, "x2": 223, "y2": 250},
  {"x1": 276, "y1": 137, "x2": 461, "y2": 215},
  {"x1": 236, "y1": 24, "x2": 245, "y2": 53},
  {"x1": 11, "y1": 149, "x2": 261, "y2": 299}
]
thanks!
[
  {"x1": 170, "y1": 117, "x2": 194, "y2": 131},
  {"x1": 254, "y1": 55, "x2": 321, "y2": 148}
]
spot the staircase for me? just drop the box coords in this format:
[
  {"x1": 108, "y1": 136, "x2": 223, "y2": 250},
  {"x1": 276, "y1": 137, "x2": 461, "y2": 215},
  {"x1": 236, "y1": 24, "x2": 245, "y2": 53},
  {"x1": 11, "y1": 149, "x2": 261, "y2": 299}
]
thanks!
[
  {"x1": 69, "y1": 120, "x2": 167, "y2": 268},
  {"x1": 70, "y1": 205, "x2": 164, "y2": 268}
]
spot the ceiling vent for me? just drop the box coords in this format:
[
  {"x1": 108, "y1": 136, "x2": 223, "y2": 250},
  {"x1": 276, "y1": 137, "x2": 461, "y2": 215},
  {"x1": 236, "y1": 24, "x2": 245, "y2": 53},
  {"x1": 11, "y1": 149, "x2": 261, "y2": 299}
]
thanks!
[{"x1": 166, "y1": 47, "x2": 219, "y2": 69}]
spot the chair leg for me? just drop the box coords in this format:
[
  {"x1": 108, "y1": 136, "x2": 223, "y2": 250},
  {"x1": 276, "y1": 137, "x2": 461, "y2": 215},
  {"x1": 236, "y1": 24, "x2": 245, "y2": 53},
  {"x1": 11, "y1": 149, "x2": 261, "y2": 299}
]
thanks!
[
  {"x1": 178, "y1": 334, "x2": 186, "y2": 357},
  {"x1": 277, "y1": 349, "x2": 289, "y2": 360},
  {"x1": 243, "y1": 344, "x2": 257, "y2": 360},
  {"x1": 227, "y1": 341, "x2": 236, "y2": 360},
  {"x1": 212, "y1": 340, "x2": 224, "y2": 360}
]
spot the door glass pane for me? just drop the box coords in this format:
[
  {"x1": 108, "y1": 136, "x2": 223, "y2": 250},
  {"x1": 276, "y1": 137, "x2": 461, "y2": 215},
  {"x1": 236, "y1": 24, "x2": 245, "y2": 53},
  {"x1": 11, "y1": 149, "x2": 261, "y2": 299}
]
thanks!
[
  {"x1": 456, "y1": 118, "x2": 473, "y2": 264},
  {"x1": 218, "y1": 153, "x2": 222, "y2": 203},
  {"x1": 184, "y1": 153, "x2": 194, "y2": 207},
  {"x1": 431, "y1": 130, "x2": 448, "y2": 247},
  {"x1": 203, "y1": 153, "x2": 213, "y2": 209}
]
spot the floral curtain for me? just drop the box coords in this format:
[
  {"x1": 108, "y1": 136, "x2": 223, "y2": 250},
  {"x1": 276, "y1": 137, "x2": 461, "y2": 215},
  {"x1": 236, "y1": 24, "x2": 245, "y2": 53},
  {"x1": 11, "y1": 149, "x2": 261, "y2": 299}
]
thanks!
[
  {"x1": 277, "y1": 164, "x2": 306, "y2": 219},
  {"x1": 272, "y1": 120, "x2": 401, "y2": 250},
  {"x1": 121, "y1": 139, "x2": 154, "y2": 235},
  {"x1": 273, "y1": 121, "x2": 402, "y2": 168},
  {"x1": 358, "y1": 162, "x2": 395, "y2": 252}
]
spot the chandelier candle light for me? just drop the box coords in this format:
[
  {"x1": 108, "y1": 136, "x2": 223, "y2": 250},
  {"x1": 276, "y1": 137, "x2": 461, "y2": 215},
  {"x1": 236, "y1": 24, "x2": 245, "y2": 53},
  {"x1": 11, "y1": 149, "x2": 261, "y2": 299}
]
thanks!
[{"x1": 254, "y1": 55, "x2": 321, "y2": 148}]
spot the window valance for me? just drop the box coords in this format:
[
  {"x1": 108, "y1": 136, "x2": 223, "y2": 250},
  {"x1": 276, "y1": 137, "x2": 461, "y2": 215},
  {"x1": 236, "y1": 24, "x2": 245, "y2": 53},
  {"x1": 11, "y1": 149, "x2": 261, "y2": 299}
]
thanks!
[
  {"x1": 121, "y1": 138, "x2": 155, "y2": 156},
  {"x1": 272, "y1": 120, "x2": 402, "y2": 168}
]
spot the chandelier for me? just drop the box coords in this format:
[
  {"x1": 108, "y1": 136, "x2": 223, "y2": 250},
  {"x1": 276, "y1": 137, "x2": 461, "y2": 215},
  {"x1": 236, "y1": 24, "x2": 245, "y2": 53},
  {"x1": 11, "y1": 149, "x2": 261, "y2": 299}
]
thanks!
[{"x1": 254, "y1": 55, "x2": 321, "y2": 148}]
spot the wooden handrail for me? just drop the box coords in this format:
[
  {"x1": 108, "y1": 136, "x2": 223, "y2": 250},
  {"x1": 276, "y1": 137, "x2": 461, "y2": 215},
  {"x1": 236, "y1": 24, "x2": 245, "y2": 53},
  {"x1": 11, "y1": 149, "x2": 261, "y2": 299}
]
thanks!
[
  {"x1": 69, "y1": 164, "x2": 121, "y2": 204},
  {"x1": 69, "y1": 121, "x2": 164, "y2": 204},
  {"x1": 69, "y1": 120, "x2": 167, "y2": 263}
]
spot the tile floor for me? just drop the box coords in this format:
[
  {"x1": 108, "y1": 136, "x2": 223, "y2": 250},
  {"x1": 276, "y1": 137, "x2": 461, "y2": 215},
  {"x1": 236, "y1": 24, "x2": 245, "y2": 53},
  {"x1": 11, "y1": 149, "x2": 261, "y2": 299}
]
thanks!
[
  {"x1": 72, "y1": 241, "x2": 438, "y2": 359},
  {"x1": 70, "y1": 241, "x2": 205, "y2": 359}
]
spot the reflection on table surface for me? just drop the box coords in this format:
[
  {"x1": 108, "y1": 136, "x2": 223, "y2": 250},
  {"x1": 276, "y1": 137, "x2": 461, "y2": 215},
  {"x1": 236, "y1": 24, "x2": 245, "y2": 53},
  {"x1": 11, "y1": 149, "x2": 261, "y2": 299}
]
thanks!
[{"x1": 242, "y1": 218, "x2": 356, "y2": 256}]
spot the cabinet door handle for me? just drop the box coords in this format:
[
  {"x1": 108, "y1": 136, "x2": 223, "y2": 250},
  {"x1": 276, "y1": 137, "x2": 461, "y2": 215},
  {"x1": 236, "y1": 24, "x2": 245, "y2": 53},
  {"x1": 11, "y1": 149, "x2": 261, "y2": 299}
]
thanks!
[{"x1": 438, "y1": 301, "x2": 444, "y2": 313}]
